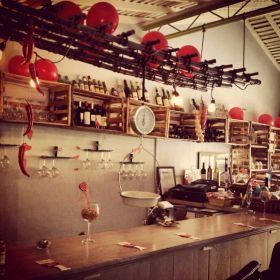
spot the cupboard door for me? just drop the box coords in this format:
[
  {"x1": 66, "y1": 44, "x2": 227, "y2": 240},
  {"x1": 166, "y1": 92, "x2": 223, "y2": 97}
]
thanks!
[
  {"x1": 267, "y1": 228, "x2": 280, "y2": 269},
  {"x1": 173, "y1": 247, "x2": 209, "y2": 280},
  {"x1": 149, "y1": 253, "x2": 174, "y2": 280},
  {"x1": 100, "y1": 260, "x2": 150, "y2": 280},
  {"x1": 209, "y1": 232, "x2": 268, "y2": 280}
]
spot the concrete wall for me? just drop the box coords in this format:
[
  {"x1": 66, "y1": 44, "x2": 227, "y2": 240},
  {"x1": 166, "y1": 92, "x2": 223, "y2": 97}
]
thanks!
[{"x1": 0, "y1": 20, "x2": 279, "y2": 244}]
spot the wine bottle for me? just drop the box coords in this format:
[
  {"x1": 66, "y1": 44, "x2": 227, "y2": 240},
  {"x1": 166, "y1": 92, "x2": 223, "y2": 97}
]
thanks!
[
  {"x1": 102, "y1": 81, "x2": 108, "y2": 94},
  {"x1": 71, "y1": 80, "x2": 79, "y2": 89},
  {"x1": 78, "y1": 76, "x2": 84, "y2": 90},
  {"x1": 93, "y1": 79, "x2": 99, "y2": 93},
  {"x1": 136, "y1": 82, "x2": 142, "y2": 100},
  {"x1": 155, "y1": 88, "x2": 163, "y2": 106},
  {"x1": 207, "y1": 164, "x2": 212, "y2": 180},
  {"x1": 100, "y1": 104, "x2": 107, "y2": 128},
  {"x1": 124, "y1": 80, "x2": 131, "y2": 98},
  {"x1": 76, "y1": 101, "x2": 84, "y2": 125},
  {"x1": 64, "y1": 75, "x2": 70, "y2": 84},
  {"x1": 110, "y1": 87, "x2": 118, "y2": 97},
  {"x1": 83, "y1": 102, "x2": 91, "y2": 126},
  {"x1": 130, "y1": 81, "x2": 138, "y2": 100},
  {"x1": 201, "y1": 162, "x2": 206, "y2": 179},
  {"x1": 88, "y1": 76, "x2": 93, "y2": 92},
  {"x1": 213, "y1": 161, "x2": 220, "y2": 185},
  {"x1": 98, "y1": 80, "x2": 104, "y2": 94},
  {"x1": 90, "y1": 103, "x2": 96, "y2": 127},
  {"x1": 95, "y1": 104, "x2": 102, "y2": 128},
  {"x1": 162, "y1": 88, "x2": 169, "y2": 107}
]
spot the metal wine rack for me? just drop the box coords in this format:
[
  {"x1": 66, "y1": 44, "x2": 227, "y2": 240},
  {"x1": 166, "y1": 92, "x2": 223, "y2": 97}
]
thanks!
[{"x1": 0, "y1": 0, "x2": 261, "y2": 93}]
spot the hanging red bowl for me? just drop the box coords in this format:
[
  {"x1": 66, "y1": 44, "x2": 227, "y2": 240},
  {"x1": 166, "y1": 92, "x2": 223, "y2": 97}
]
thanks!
[
  {"x1": 274, "y1": 117, "x2": 280, "y2": 128},
  {"x1": 35, "y1": 59, "x2": 58, "y2": 82},
  {"x1": 258, "y1": 114, "x2": 273, "y2": 125},
  {"x1": 228, "y1": 107, "x2": 244, "y2": 120}
]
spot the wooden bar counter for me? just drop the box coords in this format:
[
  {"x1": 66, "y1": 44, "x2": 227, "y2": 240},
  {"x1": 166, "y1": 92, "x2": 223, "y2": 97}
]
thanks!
[{"x1": 4, "y1": 212, "x2": 280, "y2": 280}]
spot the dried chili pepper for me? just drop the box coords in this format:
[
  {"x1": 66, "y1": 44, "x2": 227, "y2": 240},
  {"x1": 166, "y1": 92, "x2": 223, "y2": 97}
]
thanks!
[
  {"x1": 29, "y1": 63, "x2": 44, "y2": 95},
  {"x1": 22, "y1": 26, "x2": 34, "y2": 65},
  {"x1": 200, "y1": 98, "x2": 207, "y2": 130},
  {"x1": 18, "y1": 143, "x2": 32, "y2": 177},
  {"x1": 23, "y1": 101, "x2": 33, "y2": 139}
]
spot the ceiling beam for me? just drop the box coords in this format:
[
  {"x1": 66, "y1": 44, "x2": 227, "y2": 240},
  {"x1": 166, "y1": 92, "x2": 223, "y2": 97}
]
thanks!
[
  {"x1": 141, "y1": 0, "x2": 246, "y2": 31},
  {"x1": 165, "y1": 3, "x2": 280, "y2": 39}
]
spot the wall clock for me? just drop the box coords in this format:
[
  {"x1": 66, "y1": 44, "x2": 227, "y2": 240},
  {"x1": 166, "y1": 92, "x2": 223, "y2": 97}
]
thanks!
[{"x1": 131, "y1": 105, "x2": 155, "y2": 135}]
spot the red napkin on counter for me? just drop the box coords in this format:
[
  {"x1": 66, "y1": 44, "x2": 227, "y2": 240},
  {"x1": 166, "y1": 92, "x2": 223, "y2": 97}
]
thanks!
[{"x1": 117, "y1": 242, "x2": 146, "y2": 251}]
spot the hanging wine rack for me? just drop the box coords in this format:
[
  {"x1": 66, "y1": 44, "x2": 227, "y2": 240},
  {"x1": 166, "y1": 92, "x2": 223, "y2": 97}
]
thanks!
[{"x1": 0, "y1": 0, "x2": 261, "y2": 92}]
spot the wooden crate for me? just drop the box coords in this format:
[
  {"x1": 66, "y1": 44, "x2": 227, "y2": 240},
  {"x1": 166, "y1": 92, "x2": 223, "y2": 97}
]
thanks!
[
  {"x1": 0, "y1": 72, "x2": 71, "y2": 126},
  {"x1": 205, "y1": 117, "x2": 226, "y2": 142},
  {"x1": 250, "y1": 122, "x2": 269, "y2": 146},
  {"x1": 168, "y1": 110, "x2": 198, "y2": 140},
  {"x1": 126, "y1": 98, "x2": 168, "y2": 137},
  {"x1": 228, "y1": 119, "x2": 250, "y2": 144}
]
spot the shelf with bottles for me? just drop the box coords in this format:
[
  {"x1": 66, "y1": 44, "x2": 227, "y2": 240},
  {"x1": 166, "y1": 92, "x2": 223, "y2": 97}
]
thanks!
[
  {"x1": 0, "y1": 72, "x2": 71, "y2": 126},
  {"x1": 230, "y1": 146, "x2": 250, "y2": 174},
  {"x1": 168, "y1": 110, "x2": 198, "y2": 141},
  {"x1": 72, "y1": 88, "x2": 125, "y2": 133},
  {"x1": 204, "y1": 117, "x2": 227, "y2": 143},
  {"x1": 125, "y1": 98, "x2": 169, "y2": 138},
  {"x1": 270, "y1": 127, "x2": 280, "y2": 150},
  {"x1": 250, "y1": 121, "x2": 269, "y2": 147},
  {"x1": 227, "y1": 119, "x2": 250, "y2": 145},
  {"x1": 250, "y1": 145, "x2": 269, "y2": 171},
  {"x1": 270, "y1": 150, "x2": 280, "y2": 172}
]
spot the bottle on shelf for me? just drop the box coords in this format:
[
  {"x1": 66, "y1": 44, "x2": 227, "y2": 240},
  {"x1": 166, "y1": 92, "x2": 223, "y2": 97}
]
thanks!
[
  {"x1": 71, "y1": 79, "x2": 79, "y2": 89},
  {"x1": 116, "y1": 79, "x2": 125, "y2": 98},
  {"x1": 130, "y1": 81, "x2": 138, "y2": 100},
  {"x1": 83, "y1": 102, "x2": 91, "y2": 126},
  {"x1": 82, "y1": 76, "x2": 88, "y2": 91},
  {"x1": 98, "y1": 80, "x2": 104, "y2": 94},
  {"x1": 100, "y1": 104, "x2": 107, "y2": 128},
  {"x1": 102, "y1": 81, "x2": 108, "y2": 94},
  {"x1": 76, "y1": 101, "x2": 84, "y2": 125},
  {"x1": 64, "y1": 75, "x2": 71, "y2": 84},
  {"x1": 155, "y1": 88, "x2": 163, "y2": 106},
  {"x1": 57, "y1": 74, "x2": 64, "y2": 83},
  {"x1": 78, "y1": 76, "x2": 84, "y2": 90},
  {"x1": 90, "y1": 102, "x2": 96, "y2": 127},
  {"x1": 220, "y1": 158, "x2": 229, "y2": 189},
  {"x1": 213, "y1": 161, "x2": 220, "y2": 185},
  {"x1": 123, "y1": 80, "x2": 131, "y2": 98},
  {"x1": 88, "y1": 76, "x2": 93, "y2": 92},
  {"x1": 207, "y1": 163, "x2": 212, "y2": 180},
  {"x1": 136, "y1": 82, "x2": 142, "y2": 100},
  {"x1": 143, "y1": 88, "x2": 150, "y2": 103},
  {"x1": 200, "y1": 162, "x2": 206, "y2": 179},
  {"x1": 162, "y1": 88, "x2": 170, "y2": 107},
  {"x1": 110, "y1": 87, "x2": 118, "y2": 97},
  {"x1": 93, "y1": 79, "x2": 99, "y2": 93},
  {"x1": 95, "y1": 104, "x2": 102, "y2": 128}
]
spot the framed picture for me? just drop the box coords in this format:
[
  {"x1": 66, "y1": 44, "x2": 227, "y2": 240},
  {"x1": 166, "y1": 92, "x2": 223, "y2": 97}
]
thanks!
[{"x1": 157, "y1": 166, "x2": 176, "y2": 196}]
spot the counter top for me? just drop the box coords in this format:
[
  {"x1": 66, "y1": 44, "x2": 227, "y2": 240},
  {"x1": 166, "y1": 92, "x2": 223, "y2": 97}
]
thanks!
[{"x1": 4, "y1": 212, "x2": 280, "y2": 280}]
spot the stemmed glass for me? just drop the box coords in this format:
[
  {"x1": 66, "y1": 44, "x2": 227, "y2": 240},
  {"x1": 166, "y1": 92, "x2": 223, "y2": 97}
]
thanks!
[
  {"x1": 106, "y1": 152, "x2": 113, "y2": 169},
  {"x1": 260, "y1": 187, "x2": 270, "y2": 216},
  {"x1": 51, "y1": 160, "x2": 59, "y2": 177},
  {"x1": 37, "y1": 160, "x2": 51, "y2": 177},
  {"x1": 82, "y1": 151, "x2": 91, "y2": 169},
  {"x1": 81, "y1": 202, "x2": 99, "y2": 244},
  {"x1": 0, "y1": 154, "x2": 10, "y2": 169},
  {"x1": 244, "y1": 186, "x2": 253, "y2": 214}
]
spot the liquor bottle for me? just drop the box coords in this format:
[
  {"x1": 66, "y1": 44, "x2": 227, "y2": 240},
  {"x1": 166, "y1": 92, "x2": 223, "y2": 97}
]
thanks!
[
  {"x1": 90, "y1": 103, "x2": 96, "y2": 127},
  {"x1": 57, "y1": 74, "x2": 64, "y2": 83},
  {"x1": 143, "y1": 88, "x2": 150, "y2": 103},
  {"x1": 83, "y1": 102, "x2": 91, "y2": 126},
  {"x1": 78, "y1": 76, "x2": 84, "y2": 90},
  {"x1": 130, "y1": 81, "x2": 138, "y2": 100},
  {"x1": 98, "y1": 80, "x2": 104, "y2": 94},
  {"x1": 71, "y1": 80, "x2": 79, "y2": 89},
  {"x1": 220, "y1": 158, "x2": 229, "y2": 189},
  {"x1": 110, "y1": 87, "x2": 118, "y2": 97},
  {"x1": 201, "y1": 162, "x2": 206, "y2": 179},
  {"x1": 213, "y1": 161, "x2": 220, "y2": 185},
  {"x1": 100, "y1": 104, "x2": 107, "y2": 128},
  {"x1": 76, "y1": 101, "x2": 84, "y2": 125},
  {"x1": 64, "y1": 75, "x2": 70, "y2": 84},
  {"x1": 162, "y1": 88, "x2": 169, "y2": 107},
  {"x1": 155, "y1": 88, "x2": 163, "y2": 106},
  {"x1": 116, "y1": 79, "x2": 125, "y2": 98},
  {"x1": 136, "y1": 82, "x2": 142, "y2": 100},
  {"x1": 102, "y1": 81, "x2": 108, "y2": 94},
  {"x1": 93, "y1": 79, "x2": 99, "y2": 93},
  {"x1": 123, "y1": 80, "x2": 131, "y2": 98},
  {"x1": 83, "y1": 76, "x2": 89, "y2": 91},
  {"x1": 207, "y1": 164, "x2": 212, "y2": 180}
]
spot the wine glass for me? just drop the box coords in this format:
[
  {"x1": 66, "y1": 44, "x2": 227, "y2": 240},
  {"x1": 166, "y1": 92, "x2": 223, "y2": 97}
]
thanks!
[
  {"x1": 50, "y1": 159, "x2": 59, "y2": 177},
  {"x1": 244, "y1": 188, "x2": 253, "y2": 214},
  {"x1": 81, "y1": 203, "x2": 99, "y2": 244},
  {"x1": 0, "y1": 154, "x2": 10, "y2": 169},
  {"x1": 82, "y1": 151, "x2": 91, "y2": 169},
  {"x1": 260, "y1": 187, "x2": 270, "y2": 216}
]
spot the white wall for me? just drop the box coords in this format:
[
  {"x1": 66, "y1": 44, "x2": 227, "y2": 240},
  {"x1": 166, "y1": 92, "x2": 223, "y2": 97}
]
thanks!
[{"x1": 0, "y1": 20, "x2": 279, "y2": 244}]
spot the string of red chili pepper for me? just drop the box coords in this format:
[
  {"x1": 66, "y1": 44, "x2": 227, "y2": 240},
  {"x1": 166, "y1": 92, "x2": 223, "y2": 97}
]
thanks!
[
  {"x1": 22, "y1": 26, "x2": 34, "y2": 65},
  {"x1": 18, "y1": 143, "x2": 32, "y2": 177},
  {"x1": 23, "y1": 100, "x2": 33, "y2": 139},
  {"x1": 29, "y1": 62, "x2": 44, "y2": 95}
]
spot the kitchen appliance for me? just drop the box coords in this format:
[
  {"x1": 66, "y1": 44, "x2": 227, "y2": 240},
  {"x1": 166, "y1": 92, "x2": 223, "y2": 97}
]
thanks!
[{"x1": 167, "y1": 179, "x2": 219, "y2": 202}]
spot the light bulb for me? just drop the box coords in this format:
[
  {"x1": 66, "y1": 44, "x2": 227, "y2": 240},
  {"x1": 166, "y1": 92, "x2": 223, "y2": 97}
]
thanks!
[{"x1": 208, "y1": 99, "x2": 216, "y2": 113}]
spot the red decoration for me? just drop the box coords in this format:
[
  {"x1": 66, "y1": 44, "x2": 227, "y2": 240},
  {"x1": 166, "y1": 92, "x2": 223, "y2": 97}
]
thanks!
[
  {"x1": 258, "y1": 114, "x2": 273, "y2": 125},
  {"x1": 141, "y1": 31, "x2": 168, "y2": 68},
  {"x1": 8, "y1": 55, "x2": 30, "y2": 77},
  {"x1": 53, "y1": 1, "x2": 84, "y2": 24},
  {"x1": 274, "y1": 117, "x2": 280, "y2": 128},
  {"x1": 35, "y1": 59, "x2": 58, "y2": 82},
  {"x1": 176, "y1": 45, "x2": 201, "y2": 78},
  {"x1": 228, "y1": 107, "x2": 244, "y2": 120},
  {"x1": 86, "y1": 2, "x2": 119, "y2": 34}
]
